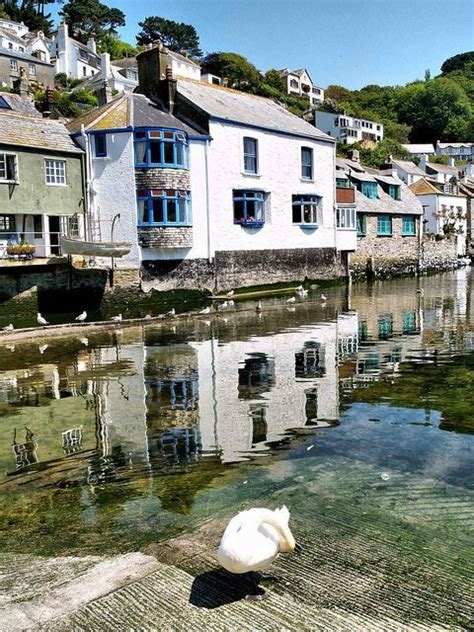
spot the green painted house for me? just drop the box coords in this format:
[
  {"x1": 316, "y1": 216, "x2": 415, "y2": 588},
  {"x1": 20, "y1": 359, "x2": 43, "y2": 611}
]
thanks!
[{"x1": 0, "y1": 92, "x2": 84, "y2": 259}]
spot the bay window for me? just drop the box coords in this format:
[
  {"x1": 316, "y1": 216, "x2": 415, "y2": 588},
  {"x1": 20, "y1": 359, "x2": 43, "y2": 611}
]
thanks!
[
  {"x1": 292, "y1": 194, "x2": 322, "y2": 225},
  {"x1": 233, "y1": 190, "x2": 265, "y2": 226},
  {"x1": 137, "y1": 189, "x2": 191, "y2": 226},
  {"x1": 134, "y1": 129, "x2": 188, "y2": 168}
]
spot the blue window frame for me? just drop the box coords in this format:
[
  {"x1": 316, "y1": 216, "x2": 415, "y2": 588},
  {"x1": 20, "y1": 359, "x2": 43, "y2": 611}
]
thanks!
[
  {"x1": 403, "y1": 311, "x2": 417, "y2": 334},
  {"x1": 301, "y1": 147, "x2": 313, "y2": 180},
  {"x1": 134, "y1": 129, "x2": 188, "y2": 168},
  {"x1": 0, "y1": 96, "x2": 11, "y2": 109},
  {"x1": 292, "y1": 194, "x2": 321, "y2": 225},
  {"x1": 94, "y1": 133, "x2": 107, "y2": 157},
  {"x1": 402, "y1": 214, "x2": 416, "y2": 235},
  {"x1": 233, "y1": 190, "x2": 265, "y2": 226},
  {"x1": 243, "y1": 137, "x2": 258, "y2": 174},
  {"x1": 361, "y1": 181, "x2": 378, "y2": 199},
  {"x1": 336, "y1": 177, "x2": 349, "y2": 188},
  {"x1": 357, "y1": 213, "x2": 366, "y2": 236},
  {"x1": 378, "y1": 314, "x2": 393, "y2": 340},
  {"x1": 377, "y1": 214, "x2": 392, "y2": 236},
  {"x1": 137, "y1": 189, "x2": 191, "y2": 226}
]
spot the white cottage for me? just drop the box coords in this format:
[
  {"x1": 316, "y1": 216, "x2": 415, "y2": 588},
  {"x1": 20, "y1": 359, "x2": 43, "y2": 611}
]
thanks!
[{"x1": 68, "y1": 44, "x2": 344, "y2": 290}]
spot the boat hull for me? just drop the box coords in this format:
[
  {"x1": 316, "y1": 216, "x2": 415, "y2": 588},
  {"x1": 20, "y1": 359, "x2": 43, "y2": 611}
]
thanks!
[{"x1": 60, "y1": 237, "x2": 131, "y2": 258}]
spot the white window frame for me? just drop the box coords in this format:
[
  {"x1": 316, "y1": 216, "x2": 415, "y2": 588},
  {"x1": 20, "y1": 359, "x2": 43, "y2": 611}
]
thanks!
[
  {"x1": 10, "y1": 58, "x2": 18, "y2": 71},
  {"x1": 28, "y1": 63, "x2": 36, "y2": 76},
  {"x1": 337, "y1": 207, "x2": 356, "y2": 229},
  {"x1": 44, "y1": 158, "x2": 67, "y2": 186},
  {"x1": 0, "y1": 152, "x2": 18, "y2": 183}
]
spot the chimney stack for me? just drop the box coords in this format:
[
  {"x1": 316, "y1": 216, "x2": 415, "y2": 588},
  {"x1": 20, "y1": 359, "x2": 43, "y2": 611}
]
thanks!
[
  {"x1": 87, "y1": 38, "x2": 97, "y2": 54},
  {"x1": 448, "y1": 157, "x2": 455, "y2": 167},
  {"x1": 136, "y1": 42, "x2": 176, "y2": 111},
  {"x1": 350, "y1": 149, "x2": 360, "y2": 163},
  {"x1": 98, "y1": 80, "x2": 113, "y2": 106},
  {"x1": 13, "y1": 67, "x2": 29, "y2": 98},
  {"x1": 100, "y1": 52, "x2": 111, "y2": 81}
]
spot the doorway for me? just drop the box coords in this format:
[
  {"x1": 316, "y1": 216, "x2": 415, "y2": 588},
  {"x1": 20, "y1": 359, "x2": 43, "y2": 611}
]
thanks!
[{"x1": 48, "y1": 216, "x2": 60, "y2": 256}]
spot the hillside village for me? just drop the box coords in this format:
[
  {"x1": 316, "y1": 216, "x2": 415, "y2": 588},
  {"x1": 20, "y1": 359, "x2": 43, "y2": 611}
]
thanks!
[{"x1": 0, "y1": 10, "x2": 472, "y2": 293}]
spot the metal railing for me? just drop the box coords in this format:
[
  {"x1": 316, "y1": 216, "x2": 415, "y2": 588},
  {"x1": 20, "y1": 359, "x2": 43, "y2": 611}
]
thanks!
[{"x1": 0, "y1": 231, "x2": 64, "y2": 259}]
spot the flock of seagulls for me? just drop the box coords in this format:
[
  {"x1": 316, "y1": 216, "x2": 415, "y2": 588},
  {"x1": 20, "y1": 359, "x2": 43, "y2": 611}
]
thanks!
[{"x1": 1, "y1": 284, "x2": 330, "y2": 335}]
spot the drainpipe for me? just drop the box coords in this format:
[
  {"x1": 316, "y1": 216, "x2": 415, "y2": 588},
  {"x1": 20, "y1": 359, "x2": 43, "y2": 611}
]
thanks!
[{"x1": 80, "y1": 124, "x2": 92, "y2": 241}]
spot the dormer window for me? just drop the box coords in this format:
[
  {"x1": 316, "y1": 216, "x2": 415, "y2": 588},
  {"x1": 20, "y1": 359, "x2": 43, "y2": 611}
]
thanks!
[
  {"x1": 388, "y1": 184, "x2": 401, "y2": 200},
  {"x1": 360, "y1": 181, "x2": 378, "y2": 199}
]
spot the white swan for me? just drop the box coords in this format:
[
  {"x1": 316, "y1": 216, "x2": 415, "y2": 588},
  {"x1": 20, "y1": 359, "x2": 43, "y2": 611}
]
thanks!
[{"x1": 217, "y1": 506, "x2": 296, "y2": 600}]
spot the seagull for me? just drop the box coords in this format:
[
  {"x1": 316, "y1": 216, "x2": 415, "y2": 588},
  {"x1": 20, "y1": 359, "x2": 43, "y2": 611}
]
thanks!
[
  {"x1": 199, "y1": 306, "x2": 211, "y2": 314},
  {"x1": 287, "y1": 306, "x2": 296, "y2": 313},
  {"x1": 227, "y1": 300, "x2": 235, "y2": 307},
  {"x1": 256, "y1": 300, "x2": 262, "y2": 313},
  {"x1": 6, "y1": 344, "x2": 15, "y2": 352},
  {"x1": 111, "y1": 314, "x2": 122, "y2": 321},
  {"x1": 298, "y1": 289, "x2": 308, "y2": 297},
  {"x1": 321, "y1": 294, "x2": 327, "y2": 301},
  {"x1": 166, "y1": 308, "x2": 176, "y2": 317},
  {"x1": 79, "y1": 337, "x2": 89, "y2": 346},
  {"x1": 218, "y1": 301, "x2": 228, "y2": 311},
  {"x1": 38, "y1": 344, "x2": 48, "y2": 354},
  {"x1": 286, "y1": 297, "x2": 296, "y2": 303},
  {"x1": 144, "y1": 314, "x2": 152, "y2": 319},
  {"x1": 2, "y1": 324, "x2": 13, "y2": 331},
  {"x1": 295, "y1": 285, "x2": 304, "y2": 292},
  {"x1": 75, "y1": 310, "x2": 87, "y2": 322},
  {"x1": 226, "y1": 290, "x2": 235, "y2": 297},
  {"x1": 37, "y1": 313, "x2": 49, "y2": 326}
]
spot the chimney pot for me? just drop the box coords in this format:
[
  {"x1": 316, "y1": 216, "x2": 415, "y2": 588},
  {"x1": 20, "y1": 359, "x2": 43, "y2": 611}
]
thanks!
[{"x1": 166, "y1": 64, "x2": 173, "y2": 81}]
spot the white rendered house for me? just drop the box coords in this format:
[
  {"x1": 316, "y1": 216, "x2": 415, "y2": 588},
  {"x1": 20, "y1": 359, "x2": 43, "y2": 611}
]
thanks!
[
  {"x1": 315, "y1": 111, "x2": 384, "y2": 145},
  {"x1": 68, "y1": 44, "x2": 346, "y2": 290},
  {"x1": 50, "y1": 23, "x2": 100, "y2": 80},
  {"x1": 278, "y1": 68, "x2": 324, "y2": 106}
]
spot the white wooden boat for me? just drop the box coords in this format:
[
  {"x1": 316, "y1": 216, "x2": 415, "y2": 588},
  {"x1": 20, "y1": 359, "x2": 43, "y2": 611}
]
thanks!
[{"x1": 60, "y1": 236, "x2": 131, "y2": 258}]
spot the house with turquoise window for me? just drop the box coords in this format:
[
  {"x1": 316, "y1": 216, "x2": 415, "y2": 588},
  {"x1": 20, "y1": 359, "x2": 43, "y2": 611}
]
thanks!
[
  {"x1": 67, "y1": 42, "x2": 345, "y2": 290},
  {"x1": 336, "y1": 154, "x2": 423, "y2": 278}
]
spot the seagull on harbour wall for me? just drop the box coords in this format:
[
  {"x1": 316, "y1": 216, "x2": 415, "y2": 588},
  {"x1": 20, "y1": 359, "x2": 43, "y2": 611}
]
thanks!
[
  {"x1": 286, "y1": 297, "x2": 296, "y2": 303},
  {"x1": 295, "y1": 285, "x2": 304, "y2": 292},
  {"x1": 218, "y1": 301, "x2": 228, "y2": 311},
  {"x1": 199, "y1": 307, "x2": 211, "y2": 314},
  {"x1": 38, "y1": 344, "x2": 48, "y2": 354},
  {"x1": 37, "y1": 313, "x2": 49, "y2": 326},
  {"x1": 321, "y1": 294, "x2": 327, "y2": 301},
  {"x1": 2, "y1": 324, "x2": 13, "y2": 331},
  {"x1": 226, "y1": 290, "x2": 234, "y2": 297},
  {"x1": 75, "y1": 311, "x2": 87, "y2": 322},
  {"x1": 111, "y1": 314, "x2": 122, "y2": 321},
  {"x1": 166, "y1": 308, "x2": 176, "y2": 317},
  {"x1": 256, "y1": 300, "x2": 262, "y2": 313}
]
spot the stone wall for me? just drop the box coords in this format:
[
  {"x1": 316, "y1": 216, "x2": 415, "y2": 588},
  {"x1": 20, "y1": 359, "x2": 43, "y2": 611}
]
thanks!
[
  {"x1": 142, "y1": 247, "x2": 347, "y2": 292},
  {"x1": 138, "y1": 226, "x2": 193, "y2": 248},
  {"x1": 420, "y1": 234, "x2": 458, "y2": 272},
  {"x1": 135, "y1": 168, "x2": 190, "y2": 190},
  {"x1": 350, "y1": 214, "x2": 420, "y2": 279}
]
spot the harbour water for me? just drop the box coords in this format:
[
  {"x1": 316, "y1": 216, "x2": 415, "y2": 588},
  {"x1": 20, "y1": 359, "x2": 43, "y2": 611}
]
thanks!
[{"x1": 0, "y1": 270, "x2": 473, "y2": 629}]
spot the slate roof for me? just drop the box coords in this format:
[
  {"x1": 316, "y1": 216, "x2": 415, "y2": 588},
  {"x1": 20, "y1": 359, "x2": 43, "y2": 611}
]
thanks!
[
  {"x1": 437, "y1": 142, "x2": 473, "y2": 149},
  {"x1": 409, "y1": 178, "x2": 447, "y2": 195},
  {"x1": 176, "y1": 79, "x2": 333, "y2": 143},
  {"x1": 0, "y1": 92, "x2": 41, "y2": 117},
  {"x1": 336, "y1": 158, "x2": 365, "y2": 173},
  {"x1": 0, "y1": 46, "x2": 53, "y2": 66},
  {"x1": 356, "y1": 180, "x2": 422, "y2": 216},
  {"x1": 0, "y1": 27, "x2": 26, "y2": 46},
  {"x1": 169, "y1": 50, "x2": 200, "y2": 67},
  {"x1": 372, "y1": 173, "x2": 400, "y2": 186},
  {"x1": 349, "y1": 171, "x2": 377, "y2": 183},
  {"x1": 391, "y1": 159, "x2": 426, "y2": 176},
  {"x1": 67, "y1": 92, "x2": 200, "y2": 136},
  {"x1": 113, "y1": 57, "x2": 138, "y2": 69},
  {"x1": 0, "y1": 111, "x2": 82, "y2": 153},
  {"x1": 402, "y1": 143, "x2": 435, "y2": 154},
  {"x1": 425, "y1": 162, "x2": 460, "y2": 176}
]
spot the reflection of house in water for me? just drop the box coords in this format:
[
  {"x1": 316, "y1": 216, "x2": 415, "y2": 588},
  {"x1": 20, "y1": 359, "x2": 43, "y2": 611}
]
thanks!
[
  {"x1": 11, "y1": 427, "x2": 39, "y2": 471},
  {"x1": 192, "y1": 319, "x2": 347, "y2": 463}
]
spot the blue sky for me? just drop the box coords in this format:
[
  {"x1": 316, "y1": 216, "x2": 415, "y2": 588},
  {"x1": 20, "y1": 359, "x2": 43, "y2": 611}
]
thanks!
[{"x1": 54, "y1": 0, "x2": 473, "y2": 89}]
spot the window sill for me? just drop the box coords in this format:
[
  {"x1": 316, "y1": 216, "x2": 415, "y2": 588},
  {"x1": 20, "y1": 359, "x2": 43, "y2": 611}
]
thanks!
[
  {"x1": 357, "y1": 233, "x2": 366, "y2": 237},
  {"x1": 135, "y1": 164, "x2": 188, "y2": 170},
  {"x1": 337, "y1": 226, "x2": 357, "y2": 231},
  {"x1": 234, "y1": 221, "x2": 265, "y2": 228},
  {"x1": 297, "y1": 223, "x2": 319, "y2": 229},
  {"x1": 300, "y1": 178, "x2": 314, "y2": 184},
  {"x1": 0, "y1": 180, "x2": 19, "y2": 185},
  {"x1": 45, "y1": 183, "x2": 67, "y2": 187},
  {"x1": 376, "y1": 234, "x2": 393, "y2": 237},
  {"x1": 241, "y1": 172, "x2": 261, "y2": 178},
  {"x1": 401, "y1": 233, "x2": 416, "y2": 237},
  {"x1": 93, "y1": 155, "x2": 110, "y2": 160}
]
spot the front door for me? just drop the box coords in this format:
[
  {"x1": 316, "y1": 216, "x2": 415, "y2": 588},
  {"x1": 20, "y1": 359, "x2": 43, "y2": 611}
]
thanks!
[{"x1": 49, "y1": 216, "x2": 60, "y2": 256}]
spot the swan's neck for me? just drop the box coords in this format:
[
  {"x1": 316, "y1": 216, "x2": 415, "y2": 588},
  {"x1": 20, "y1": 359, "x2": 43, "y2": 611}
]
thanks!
[{"x1": 260, "y1": 516, "x2": 295, "y2": 553}]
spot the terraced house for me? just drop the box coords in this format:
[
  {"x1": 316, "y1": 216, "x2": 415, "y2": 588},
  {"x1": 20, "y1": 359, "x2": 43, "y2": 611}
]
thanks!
[
  {"x1": 68, "y1": 43, "x2": 348, "y2": 290},
  {"x1": 0, "y1": 91, "x2": 84, "y2": 261},
  {"x1": 336, "y1": 152, "x2": 423, "y2": 278}
]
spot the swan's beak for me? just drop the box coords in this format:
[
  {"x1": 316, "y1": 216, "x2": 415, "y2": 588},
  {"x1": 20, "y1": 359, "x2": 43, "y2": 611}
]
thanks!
[{"x1": 294, "y1": 542, "x2": 303, "y2": 553}]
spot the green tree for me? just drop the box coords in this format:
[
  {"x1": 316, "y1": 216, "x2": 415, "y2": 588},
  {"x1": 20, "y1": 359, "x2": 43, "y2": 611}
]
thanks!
[
  {"x1": 59, "y1": 0, "x2": 125, "y2": 43},
  {"x1": 99, "y1": 33, "x2": 138, "y2": 60},
  {"x1": 136, "y1": 16, "x2": 201, "y2": 56},
  {"x1": 324, "y1": 84, "x2": 351, "y2": 103},
  {"x1": 262, "y1": 69, "x2": 286, "y2": 93},
  {"x1": 201, "y1": 52, "x2": 261, "y2": 91},
  {"x1": 441, "y1": 51, "x2": 474, "y2": 75}
]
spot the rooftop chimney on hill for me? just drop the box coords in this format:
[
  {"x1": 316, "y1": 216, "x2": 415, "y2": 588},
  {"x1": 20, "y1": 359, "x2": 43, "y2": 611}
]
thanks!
[
  {"x1": 13, "y1": 67, "x2": 29, "y2": 99},
  {"x1": 136, "y1": 42, "x2": 176, "y2": 112},
  {"x1": 350, "y1": 149, "x2": 360, "y2": 163}
]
